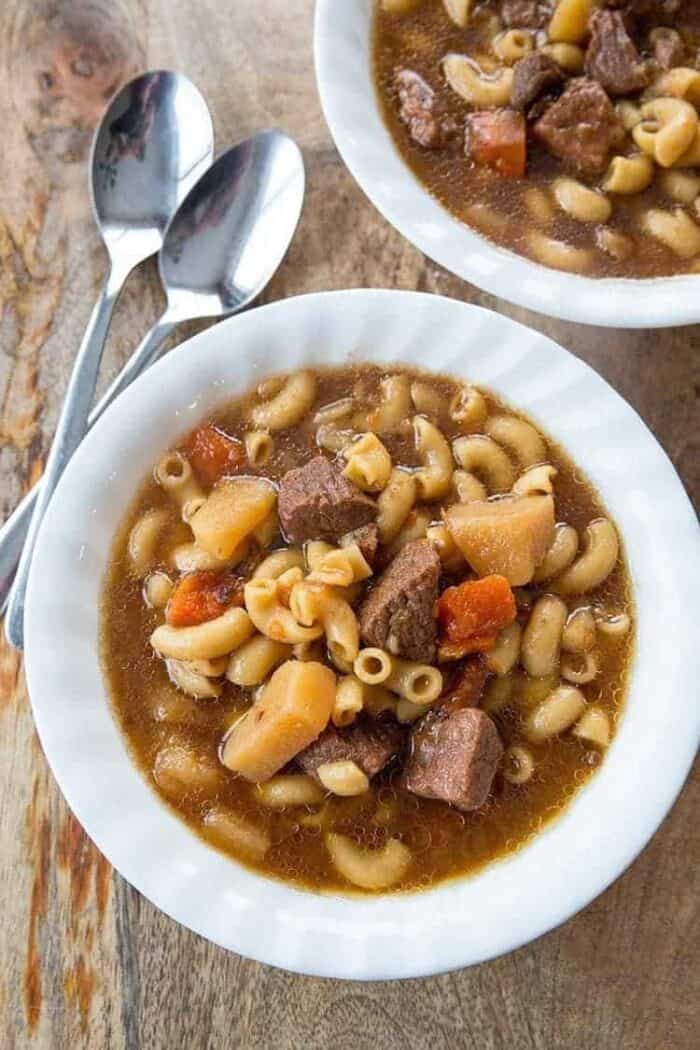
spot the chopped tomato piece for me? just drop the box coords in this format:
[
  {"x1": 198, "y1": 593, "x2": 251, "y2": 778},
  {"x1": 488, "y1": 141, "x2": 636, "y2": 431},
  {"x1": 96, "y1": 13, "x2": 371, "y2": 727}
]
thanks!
[
  {"x1": 182, "y1": 425, "x2": 245, "y2": 486},
  {"x1": 438, "y1": 575, "x2": 516, "y2": 661},
  {"x1": 166, "y1": 571, "x2": 244, "y2": 628},
  {"x1": 466, "y1": 109, "x2": 526, "y2": 178}
]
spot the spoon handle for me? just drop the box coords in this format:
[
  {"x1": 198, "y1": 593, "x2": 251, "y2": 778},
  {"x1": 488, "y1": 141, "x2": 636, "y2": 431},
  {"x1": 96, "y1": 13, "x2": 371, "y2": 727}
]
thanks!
[
  {"x1": 4, "y1": 266, "x2": 129, "y2": 649},
  {"x1": 0, "y1": 311, "x2": 176, "y2": 622}
]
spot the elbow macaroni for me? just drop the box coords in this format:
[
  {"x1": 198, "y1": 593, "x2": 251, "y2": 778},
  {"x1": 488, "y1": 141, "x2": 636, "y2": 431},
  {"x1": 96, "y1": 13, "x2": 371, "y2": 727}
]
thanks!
[
  {"x1": 512, "y1": 464, "x2": 557, "y2": 497},
  {"x1": 552, "y1": 519, "x2": 619, "y2": 595},
  {"x1": 317, "y1": 760, "x2": 369, "y2": 797},
  {"x1": 151, "y1": 606, "x2": 255, "y2": 661},
  {"x1": 526, "y1": 232, "x2": 593, "y2": 273},
  {"x1": 484, "y1": 415, "x2": 546, "y2": 469},
  {"x1": 541, "y1": 42, "x2": 584, "y2": 73},
  {"x1": 290, "y1": 580, "x2": 360, "y2": 665},
  {"x1": 548, "y1": 0, "x2": 593, "y2": 45},
  {"x1": 443, "y1": 54, "x2": 514, "y2": 107},
  {"x1": 449, "y1": 386, "x2": 487, "y2": 431},
  {"x1": 452, "y1": 434, "x2": 515, "y2": 493},
  {"x1": 376, "y1": 468, "x2": 416, "y2": 544},
  {"x1": 226, "y1": 635, "x2": 291, "y2": 686},
  {"x1": 521, "y1": 596, "x2": 568, "y2": 678},
  {"x1": 245, "y1": 430, "x2": 274, "y2": 468},
  {"x1": 385, "y1": 657, "x2": 443, "y2": 705},
  {"x1": 332, "y1": 674, "x2": 365, "y2": 727},
  {"x1": 553, "y1": 178, "x2": 612, "y2": 224},
  {"x1": 385, "y1": 507, "x2": 430, "y2": 557},
  {"x1": 410, "y1": 380, "x2": 444, "y2": 420},
  {"x1": 493, "y1": 29, "x2": 532, "y2": 65},
  {"x1": 413, "y1": 416, "x2": 453, "y2": 500},
  {"x1": 326, "y1": 834, "x2": 412, "y2": 890},
  {"x1": 364, "y1": 374, "x2": 412, "y2": 433},
  {"x1": 128, "y1": 508, "x2": 169, "y2": 575},
  {"x1": 533, "y1": 523, "x2": 579, "y2": 582},
  {"x1": 245, "y1": 575, "x2": 324, "y2": 644},
  {"x1": 307, "y1": 542, "x2": 372, "y2": 588},
  {"x1": 342, "y1": 432, "x2": 392, "y2": 491},
  {"x1": 353, "y1": 647, "x2": 393, "y2": 685},
  {"x1": 633, "y1": 98, "x2": 699, "y2": 168},
  {"x1": 154, "y1": 452, "x2": 205, "y2": 521},
  {"x1": 603, "y1": 155, "x2": 654, "y2": 195},
  {"x1": 251, "y1": 370, "x2": 317, "y2": 431},
  {"x1": 642, "y1": 208, "x2": 700, "y2": 258}
]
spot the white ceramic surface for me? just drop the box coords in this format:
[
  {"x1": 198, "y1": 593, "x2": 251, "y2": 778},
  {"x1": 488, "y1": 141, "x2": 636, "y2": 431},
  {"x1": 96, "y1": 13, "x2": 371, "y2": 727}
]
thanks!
[
  {"x1": 24, "y1": 291, "x2": 700, "y2": 979},
  {"x1": 314, "y1": 0, "x2": 700, "y2": 328}
]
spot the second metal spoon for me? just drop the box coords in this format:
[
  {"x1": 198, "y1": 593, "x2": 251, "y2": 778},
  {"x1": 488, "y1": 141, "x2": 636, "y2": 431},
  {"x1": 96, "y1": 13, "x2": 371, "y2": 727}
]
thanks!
[{"x1": 1, "y1": 130, "x2": 305, "y2": 638}]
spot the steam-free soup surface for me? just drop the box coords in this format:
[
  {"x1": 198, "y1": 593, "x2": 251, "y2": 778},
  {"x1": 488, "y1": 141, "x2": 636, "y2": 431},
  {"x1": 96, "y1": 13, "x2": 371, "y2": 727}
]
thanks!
[
  {"x1": 101, "y1": 364, "x2": 633, "y2": 894},
  {"x1": 373, "y1": 1, "x2": 700, "y2": 277}
]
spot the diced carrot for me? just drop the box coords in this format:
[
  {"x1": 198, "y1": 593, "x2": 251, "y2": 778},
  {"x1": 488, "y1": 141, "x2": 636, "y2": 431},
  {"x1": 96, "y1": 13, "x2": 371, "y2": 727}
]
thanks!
[
  {"x1": 437, "y1": 575, "x2": 516, "y2": 660},
  {"x1": 166, "y1": 571, "x2": 244, "y2": 628},
  {"x1": 182, "y1": 425, "x2": 245, "y2": 486},
  {"x1": 439, "y1": 634, "x2": 499, "y2": 661},
  {"x1": 467, "y1": 109, "x2": 526, "y2": 178}
]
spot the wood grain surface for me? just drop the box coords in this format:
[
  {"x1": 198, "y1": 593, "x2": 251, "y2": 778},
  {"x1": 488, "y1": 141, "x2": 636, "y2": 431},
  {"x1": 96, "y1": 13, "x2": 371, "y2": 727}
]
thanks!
[{"x1": 0, "y1": 2, "x2": 697, "y2": 1048}]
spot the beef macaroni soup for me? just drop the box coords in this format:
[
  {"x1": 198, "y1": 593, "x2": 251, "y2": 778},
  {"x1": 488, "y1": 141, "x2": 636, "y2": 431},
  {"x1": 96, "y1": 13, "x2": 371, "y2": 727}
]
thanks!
[
  {"x1": 373, "y1": 0, "x2": 700, "y2": 277},
  {"x1": 100, "y1": 365, "x2": 633, "y2": 894}
]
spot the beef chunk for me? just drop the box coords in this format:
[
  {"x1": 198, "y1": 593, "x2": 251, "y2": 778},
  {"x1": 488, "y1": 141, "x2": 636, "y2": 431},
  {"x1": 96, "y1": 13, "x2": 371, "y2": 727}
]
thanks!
[
  {"x1": 652, "y1": 29, "x2": 685, "y2": 70},
  {"x1": 278, "y1": 455, "x2": 377, "y2": 544},
  {"x1": 533, "y1": 77, "x2": 624, "y2": 174},
  {"x1": 342, "y1": 522, "x2": 380, "y2": 566},
  {"x1": 359, "y1": 539, "x2": 441, "y2": 662},
  {"x1": 511, "y1": 53, "x2": 563, "y2": 112},
  {"x1": 402, "y1": 707, "x2": 503, "y2": 811},
  {"x1": 585, "y1": 10, "x2": 646, "y2": 96},
  {"x1": 438, "y1": 658, "x2": 490, "y2": 717},
  {"x1": 297, "y1": 719, "x2": 405, "y2": 781},
  {"x1": 502, "y1": 0, "x2": 551, "y2": 27},
  {"x1": 395, "y1": 69, "x2": 456, "y2": 149}
]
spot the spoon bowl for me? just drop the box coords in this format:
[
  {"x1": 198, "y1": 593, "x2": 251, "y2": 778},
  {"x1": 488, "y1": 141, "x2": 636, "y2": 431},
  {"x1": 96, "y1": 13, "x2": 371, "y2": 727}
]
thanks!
[
  {"x1": 92, "y1": 70, "x2": 214, "y2": 266},
  {"x1": 160, "y1": 130, "x2": 305, "y2": 320}
]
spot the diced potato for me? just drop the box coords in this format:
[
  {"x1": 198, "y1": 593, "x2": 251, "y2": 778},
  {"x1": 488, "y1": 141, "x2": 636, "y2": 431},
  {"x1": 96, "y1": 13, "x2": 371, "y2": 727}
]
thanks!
[
  {"x1": 444, "y1": 495, "x2": 555, "y2": 586},
  {"x1": 221, "y1": 660, "x2": 335, "y2": 781},
  {"x1": 190, "y1": 478, "x2": 276, "y2": 559}
]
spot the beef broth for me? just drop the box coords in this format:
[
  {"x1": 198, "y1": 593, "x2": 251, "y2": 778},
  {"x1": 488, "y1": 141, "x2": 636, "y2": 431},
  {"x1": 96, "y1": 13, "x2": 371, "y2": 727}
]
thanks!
[
  {"x1": 373, "y1": 0, "x2": 700, "y2": 277},
  {"x1": 100, "y1": 364, "x2": 634, "y2": 895}
]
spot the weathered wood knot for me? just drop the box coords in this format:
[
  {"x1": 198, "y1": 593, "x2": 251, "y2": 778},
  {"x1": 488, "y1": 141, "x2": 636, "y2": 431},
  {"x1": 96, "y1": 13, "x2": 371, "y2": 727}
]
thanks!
[{"x1": 6, "y1": 0, "x2": 146, "y2": 163}]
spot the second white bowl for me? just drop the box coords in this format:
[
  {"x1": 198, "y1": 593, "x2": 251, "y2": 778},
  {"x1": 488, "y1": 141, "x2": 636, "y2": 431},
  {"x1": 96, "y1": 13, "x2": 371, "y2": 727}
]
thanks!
[{"x1": 314, "y1": 0, "x2": 700, "y2": 328}]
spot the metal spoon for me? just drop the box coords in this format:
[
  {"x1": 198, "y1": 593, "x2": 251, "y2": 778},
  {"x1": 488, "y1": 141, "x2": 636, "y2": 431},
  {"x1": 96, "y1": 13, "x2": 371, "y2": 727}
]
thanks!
[
  {"x1": 2, "y1": 130, "x2": 305, "y2": 645},
  {"x1": 2, "y1": 70, "x2": 214, "y2": 648}
]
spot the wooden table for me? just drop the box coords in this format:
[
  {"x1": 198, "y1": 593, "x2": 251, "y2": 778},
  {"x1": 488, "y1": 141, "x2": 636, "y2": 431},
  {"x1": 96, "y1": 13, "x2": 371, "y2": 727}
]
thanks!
[{"x1": 0, "y1": 2, "x2": 697, "y2": 1047}]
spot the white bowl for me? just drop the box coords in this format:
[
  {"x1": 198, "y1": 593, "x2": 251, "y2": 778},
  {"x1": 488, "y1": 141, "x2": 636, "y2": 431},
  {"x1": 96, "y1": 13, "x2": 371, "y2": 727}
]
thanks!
[
  {"x1": 24, "y1": 291, "x2": 699, "y2": 978},
  {"x1": 314, "y1": 0, "x2": 700, "y2": 328}
]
